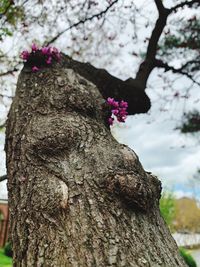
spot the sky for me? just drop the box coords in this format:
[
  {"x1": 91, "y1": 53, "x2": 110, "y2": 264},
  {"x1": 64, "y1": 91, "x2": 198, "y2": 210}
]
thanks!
[
  {"x1": 112, "y1": 114, "x2": 200, "y2": 197},
  {"x1": 0, "y1": 0, "x2": 200, "y2": 200}
]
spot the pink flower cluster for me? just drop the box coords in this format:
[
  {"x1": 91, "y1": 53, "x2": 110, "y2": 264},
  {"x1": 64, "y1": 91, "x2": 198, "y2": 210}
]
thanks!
[
  {"x1": 107, "y1": 97, "x2": 128, "y2": 125},
  {"x1": 20, "y1": 43, "x2": 61, "y2": 72}
]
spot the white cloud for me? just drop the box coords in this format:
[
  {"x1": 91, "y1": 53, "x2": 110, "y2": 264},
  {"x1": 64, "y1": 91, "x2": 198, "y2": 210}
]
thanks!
[
  {"x1": 174, "y1": 190, "x2": 195, "y2": 200},
  {"x1": 112, "y1": 112, "x2": 200, "y2": 190}
]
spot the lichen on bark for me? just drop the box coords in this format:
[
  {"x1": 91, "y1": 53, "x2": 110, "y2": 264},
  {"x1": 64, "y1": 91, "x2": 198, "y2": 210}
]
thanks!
[{"x1": 5, "y1": 56, "x2": 186, "y2": 266}]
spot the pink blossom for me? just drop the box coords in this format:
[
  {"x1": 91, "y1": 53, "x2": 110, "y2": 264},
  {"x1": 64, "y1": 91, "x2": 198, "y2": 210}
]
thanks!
[
  {"x1": 32, "y1": 66, "x2": 39, "y2": 72},
  {"x1": 107, "y1": 97, "x2": 114, "y2": 105},
  {"x1": 52, "y1": 47, "x2": 59, "y2": 54},
  {"x1": 108, "y1": 117, "x2": 114, "y2": 125},
  {"x1": 117, "y1": 116, "x2": 126, "y2": 123},
  {"x1": 46, "y1": 56, "x2": 52, "y2": 64},
  {"x1": 31, "y1": 43, "x2": 38, "y2": 52},
  {"x1": 107, "y1": 97, "x2": 119, "y2": 108},
  {"x1": 111, "y1": 109, "x2": 119, "y2": 116},
  {"x1": 118, "y1": 108, "x2": 128, "y2": 116},
  {"x1": 120, "y1": 100, "x2": 128, "y2": 108},
  {"x1": 41, "y1": 47, "x2": 49, "y2": 55},
  {"x1": 113, "y1": 101, "x2": 119, "y2": 108},
  {"x1": 21, "y1": 44, "x2": 61, "y2": 72},
  {"x1": 20, "y1": 50, "x2": 30, "y2": 60},
  {"x1": 52, "y1": 47, "x2": 61, "y2": 60}
]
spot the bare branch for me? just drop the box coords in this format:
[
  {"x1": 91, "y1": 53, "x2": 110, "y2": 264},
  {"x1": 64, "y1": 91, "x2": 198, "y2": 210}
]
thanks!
[
  {"x1": 145, "y1": 8, "x2": 170, "y2": 60},
  {"x1": 155, "y1": 59, "x2": 200, "y2": 86},
  {"x1": 135, "y1": 4, "x2": 169, "y2": 87},
  {"x1": 0, "y1": 93, "x2": 13, "y2": 99},
  {"x1": 178, "y1": 60, "x2": 200, "y2": 72},
  {"x1": 170, "y1": 0, "x2": 200, "y2": 13},
  {"x1": 134, "y1": 0, "x2": 200, "y2": 88},
  {"x1": 0, "y1": 67, "x2": 19, "y2": 77},
  {"x1": 0, "y1": 175, "x2": 7, "y2": 182},
  {"x1": 46, "y1": 0, "x2": 119, "y2": 46}
]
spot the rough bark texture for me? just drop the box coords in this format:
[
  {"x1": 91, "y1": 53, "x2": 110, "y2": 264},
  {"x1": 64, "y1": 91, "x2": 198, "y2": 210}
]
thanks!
[{"x1": 5, "y1": 56, "x2": 186, "y2": 266}]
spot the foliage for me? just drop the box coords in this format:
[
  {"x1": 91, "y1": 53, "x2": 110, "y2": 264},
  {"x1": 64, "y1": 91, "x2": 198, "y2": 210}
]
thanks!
[
  {"x1": 4, "y1": 242, "x2": 12, "y2": 258},
  {"x1": 159, "y1": 14, "x2": 200, "y2": 74},
  {"x1": 179, "y1": 247, "x2": 197, "y2": 267},
  {"x1": 159, "y1": 193, "x2": 176, "y2": 228},
  {"x1": 174, "y1": 197, "x2": 200, "y2": 232},
  {"x1": 0, "y1": 124, "x2": 5, "y2": 132},
  {"x1": 179, "y1": 110, "x2": 200, "y2": 133},
  {"x1": 160, "y1": 15, "x2": 200, "y2": 50},
  {"x1": 0, "y1": 249, "x2": 12, "y2": 267},
  {"x1": 0, "y1": 0, "x2": 24, "y2": 40}
]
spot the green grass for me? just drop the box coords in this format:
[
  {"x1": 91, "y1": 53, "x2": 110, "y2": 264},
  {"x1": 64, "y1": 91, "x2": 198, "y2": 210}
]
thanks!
[
  {"x1": 0, "y1": 249, "x2": 12, "y2": 267},
  {"x1": 179, "y1": 247, "x2": 197, "y2": 267}
]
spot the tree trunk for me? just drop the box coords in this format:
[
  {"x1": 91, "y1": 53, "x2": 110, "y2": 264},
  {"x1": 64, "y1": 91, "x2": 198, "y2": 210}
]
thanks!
[{"x1": 5, "y1": 56, "x2": 186, "y2": 267}]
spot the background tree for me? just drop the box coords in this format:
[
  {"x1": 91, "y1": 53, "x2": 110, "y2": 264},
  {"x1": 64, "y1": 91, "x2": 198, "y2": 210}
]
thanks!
[
  {"x1": 178, "y1": 110, "x2": 200, "y2": 134},
  {"x1": 173, "y1": 197, "x2": 200, "y2": 232}
]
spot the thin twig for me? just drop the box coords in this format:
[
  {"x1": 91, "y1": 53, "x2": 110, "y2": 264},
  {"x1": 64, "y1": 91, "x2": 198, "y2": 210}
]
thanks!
[
  {"x1": 46, "y1": 0, "x2": 119, "y2": 45},
  {"x1": 170, "y1": 0, "x2": 200, "y2": 13},
  {"x1": 0, "y1": 175, "x2": 7, "y2": 182},
  {"x1": 0, "y1": 93, "x2": 13, "y2": 99},
  {"x1": 0, "y1": 67, "x2": 19, "y2": 77},
  {"x1": 155, "y1": 59, "x2": 200, "y2": 86}
]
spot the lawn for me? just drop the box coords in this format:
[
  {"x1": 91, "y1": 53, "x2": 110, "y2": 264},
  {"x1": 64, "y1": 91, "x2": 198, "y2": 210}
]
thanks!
[{"x1": 0, "y1": 249, "x2": 12, "y2": 267}]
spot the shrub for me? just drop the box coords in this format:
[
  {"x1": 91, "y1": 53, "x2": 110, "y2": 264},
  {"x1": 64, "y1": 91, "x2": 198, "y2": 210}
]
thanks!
[
  {"x1": 159, "y1": 192, "x2": 176, "y2": 228},
  {"x1": 4, "y1": 242, "x2": 13, "y2": 258},
  {"x1": 179, "y1": 247, "x2": 197, "y2": 267}
]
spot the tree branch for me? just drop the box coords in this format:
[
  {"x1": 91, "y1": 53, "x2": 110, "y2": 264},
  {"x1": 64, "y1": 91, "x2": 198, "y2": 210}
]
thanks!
[
  {"x1": 0, "y1": 67, "x2": 19, "y2": 77},
  {"x1": 46, "y1": 0, "x2": 119, "y2": 46},
  {"x1": 0, "y1": 93, "x2": 13, "y2": 99},
  {"x1": 154, "y1": 0, "x2": 165, "y2": 13},
  {"x1": 134, "y1": 0, "x2": 200, "y2": 89},
  {"x1": 0, "y1": 175, "x2": 7, "y2": 182},
  {"x1": 170, "y1": 0, "x2": 200, "y2": 13},
  {"x1": 155, "y1": 59, "x2": 200, "y2": 86},
  {"x1": 179, "y1": 60, "x2": 200, "y2": 72},
  {"x1": 135, "y1": 2, "x2": 169, "y2": 87},
  {"x1": 61, "y1": 54, "x2": 151, "y2": 114}
]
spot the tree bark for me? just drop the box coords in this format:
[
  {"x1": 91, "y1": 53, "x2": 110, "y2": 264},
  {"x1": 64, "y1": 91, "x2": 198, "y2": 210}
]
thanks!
[{"x1": 5, "y1": 56, "x2": 186, "y2": 266}]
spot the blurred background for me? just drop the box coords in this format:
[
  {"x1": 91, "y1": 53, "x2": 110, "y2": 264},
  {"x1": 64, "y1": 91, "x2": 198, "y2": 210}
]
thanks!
[{"x1": 0, "y1": 0, "x2": 199, "y2": 266}]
